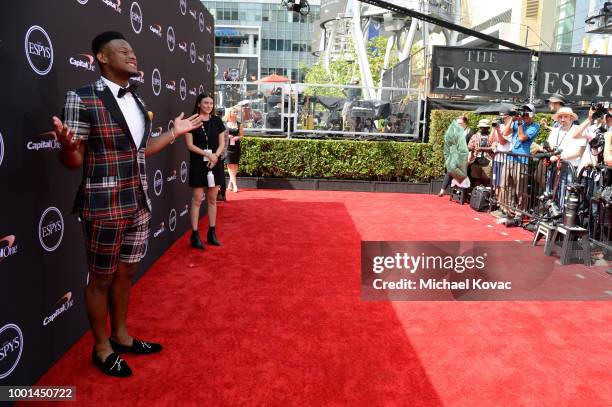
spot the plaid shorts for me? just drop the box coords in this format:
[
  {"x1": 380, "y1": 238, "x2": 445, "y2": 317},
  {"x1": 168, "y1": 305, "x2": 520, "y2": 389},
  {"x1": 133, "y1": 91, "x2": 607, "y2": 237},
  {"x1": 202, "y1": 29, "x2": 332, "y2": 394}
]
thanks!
[{"x1": 81, "y1": 208, "x2": 151, "y2": 275}]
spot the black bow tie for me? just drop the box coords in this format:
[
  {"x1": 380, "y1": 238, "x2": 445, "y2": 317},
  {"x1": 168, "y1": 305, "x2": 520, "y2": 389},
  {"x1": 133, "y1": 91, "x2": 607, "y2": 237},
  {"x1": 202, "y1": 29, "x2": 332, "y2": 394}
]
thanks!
[{"x1": 117, "y1": 83, "x2": 139, "y2": 98}]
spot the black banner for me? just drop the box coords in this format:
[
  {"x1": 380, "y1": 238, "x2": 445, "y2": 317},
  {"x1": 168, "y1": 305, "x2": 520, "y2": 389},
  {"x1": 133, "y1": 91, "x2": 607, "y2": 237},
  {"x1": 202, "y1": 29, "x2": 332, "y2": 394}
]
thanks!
[
  {"x1": 381, "y1": 58, "x2": 410, "y2": 102},
  {"x1": 536, "y1": 52, "x2": 612, "y2": 102},
  {"x1": 431, "y1": 46, "x2": 531, "y2": 98},
  {"x1": 0, "y1": 0, "x2": 213, "y2": 386}
]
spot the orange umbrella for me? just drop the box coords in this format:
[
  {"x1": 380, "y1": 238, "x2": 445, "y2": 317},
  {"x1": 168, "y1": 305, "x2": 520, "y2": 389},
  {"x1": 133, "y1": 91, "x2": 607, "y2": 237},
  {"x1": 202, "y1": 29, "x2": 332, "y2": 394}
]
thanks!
[{"x1": 257, "y1": 73, "x2": 292, "y2": 83}]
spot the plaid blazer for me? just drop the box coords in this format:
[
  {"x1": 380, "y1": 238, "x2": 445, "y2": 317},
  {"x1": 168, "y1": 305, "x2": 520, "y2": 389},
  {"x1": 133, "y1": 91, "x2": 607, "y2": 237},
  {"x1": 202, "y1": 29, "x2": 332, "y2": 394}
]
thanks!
[{"x1": 62, "y1": 78, "x2": 152, "y2": 221}]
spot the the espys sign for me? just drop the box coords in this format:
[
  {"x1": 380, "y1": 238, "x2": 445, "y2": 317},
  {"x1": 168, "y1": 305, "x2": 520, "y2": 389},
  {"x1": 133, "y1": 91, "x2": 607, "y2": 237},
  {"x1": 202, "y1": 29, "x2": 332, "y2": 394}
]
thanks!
[
  {"x1": 0, "y1": 324, "x2": 24, "y2": 380},
  {"x1": 38, "y1": 207, "x2": 64, "y2": 252},
  {"x1": 536, "y1": 52, "x2": 612, "y2": 102},
  {"x1": 24, "y1": 25, "x2": 54, "y2": 76},
  {"x1": 431, "y1": 46, "x2": 531, "y2": 98},
  {"x1": 431, "y1": 46, "x2": 612, "y2": 102}
]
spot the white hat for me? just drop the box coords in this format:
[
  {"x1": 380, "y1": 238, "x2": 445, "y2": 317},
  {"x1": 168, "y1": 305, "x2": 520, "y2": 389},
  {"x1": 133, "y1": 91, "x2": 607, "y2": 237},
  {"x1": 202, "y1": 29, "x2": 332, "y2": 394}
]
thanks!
[
  {"x1": 552, "y1": 107, "x2": 578, "y2": 122},
  {"x1": 477, "y1": 119, "x2": 491, "y2": 128},
  {"x1": 523, "y1": 103, "x2": 536, "y2": 114}
]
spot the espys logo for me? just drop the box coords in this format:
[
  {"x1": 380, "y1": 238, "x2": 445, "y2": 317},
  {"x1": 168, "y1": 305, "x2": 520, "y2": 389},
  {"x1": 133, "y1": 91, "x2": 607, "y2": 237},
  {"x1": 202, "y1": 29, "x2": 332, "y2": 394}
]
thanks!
[
  {"x1": 206, "y1": 54, "x2": 211, "y2": 72},
  {"x1": 0, "y1": 131, "x2": 4, "y2": 166},
  {"x1": 180, "y1": 161, "x2": 188, "y2": 183},
  {"x1": 153, "y1": 169, "x2": 163, "y2": 196},
  {"x1": 179, "y1": 0, "x2": 186, "y2": 15},
  {"x1": 199, "y1": 84, "x2": 204, "y2": 95},
  {"x1": 0, "y1": 235, "x2": 18, "y2": 263},
  {"x1": 166, "y1": 170, "x2": 177, "y2": 182},
  {"x1": 130, "y1": 2, "x2": 143, "y2": 34},
  {"x1": 167, "y1": 120, "x2": 174, "y2": 131},
  {"x1": 150, "y1": 24, "x2": 162, "y2": 37},
  {"x1": 38, "y1": 207, "x2": 64, "y2": 252},
  {"x1": 43, "y1": 292, "x2": 75, "y2": 326},
  {"x1": 102, "y1": 0, "x2": 122, "y2": 13},
  {"x1": 189, "y1": 87, "x2": 197, "y2": 96},
  {"x1": 151, "y1": 68, "x2": 161, "y2": 96},
  {"x1": 69, "y1": 53, "x2": 95, "y2": 72},
  {"x1": 0, "y1": 324, "x2": 23, "y2": 380},
  {"x1": 134, "y1": 70, "x2": 145, "y2": 84},
  {"x1": 166, "y1": 26, "x2": 175, "y2": 52},
  {"x1": 198, "y1": 12, "x2": 205, "y2": 32},
  {"x1": 153, "y1": 222, "x2": 165, "y2": 238},
  {"x1": 180, "y1": 78, "x2": 187, "y2": 101},
  {"x1": 190, "y1": 42, "x2": 197, "y2": 64},
  {"x1": 166, "y1": 80, "x2": 176, "y2": 92},
  {"x1": 77, "y1": 0, "x2": 89, "y2": 4},
  {"x1": 151, "y1": 126, "x2": 163, "y2": 138},
  {"x1": 25, "y1": 25, "x2": 54, "y2": 76},
  {"x1": 169, "y1": 209, "x2": 177, "y2": 232},
  {"x1": 180, "y1": 204, "x2": 188, "y2": 217},
  {"x1": 178, "y1": 42, "x2": 187, "y2": 52}
]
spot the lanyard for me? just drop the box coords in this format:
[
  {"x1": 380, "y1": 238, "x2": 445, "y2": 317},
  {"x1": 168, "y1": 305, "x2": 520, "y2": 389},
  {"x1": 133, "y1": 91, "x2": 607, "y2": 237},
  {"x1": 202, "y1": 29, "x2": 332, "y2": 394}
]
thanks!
[
  {"x1": 202, "y1": 119, "x2": 210, "y2": 150},
  {"x1": 555, "y1": 125, "x2": 573, "y2": 148}
]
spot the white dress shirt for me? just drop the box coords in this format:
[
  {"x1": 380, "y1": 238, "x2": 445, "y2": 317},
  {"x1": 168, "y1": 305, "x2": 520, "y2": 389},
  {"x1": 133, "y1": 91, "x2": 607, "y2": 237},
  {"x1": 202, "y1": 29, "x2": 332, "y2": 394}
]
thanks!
[{"x1": 101, "y1": 76, "x2": 145, "y2": 149}]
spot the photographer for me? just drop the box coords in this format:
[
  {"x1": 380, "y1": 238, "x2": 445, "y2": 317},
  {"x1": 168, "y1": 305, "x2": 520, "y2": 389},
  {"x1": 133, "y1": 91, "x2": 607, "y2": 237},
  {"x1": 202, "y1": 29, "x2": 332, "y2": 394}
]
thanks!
[
  {"x1": 490, "y1": 112, "x2": 513, "y2": 209},
  {"x1": 542, "y1": 107, "x2": 587, "y2": 206},
  {"x1": 507, "y1": 104, "x2": 539, "y2": 211},
  {"x1": 571, "y1": 104, "x2": 609, "y2": 169},
  {"x1": 540, "y1": 93, "x2": 567, "y2": 131},
  {"x1": 468, "y1": 119, "x2": 494, "y2": 187}
]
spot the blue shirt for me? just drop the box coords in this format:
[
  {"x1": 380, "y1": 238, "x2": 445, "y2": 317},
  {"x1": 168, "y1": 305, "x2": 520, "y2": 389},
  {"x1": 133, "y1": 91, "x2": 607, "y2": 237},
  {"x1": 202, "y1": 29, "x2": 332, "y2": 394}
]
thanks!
[{"x1": 510, "y1": 121, "x2": 540, "y2": 163}]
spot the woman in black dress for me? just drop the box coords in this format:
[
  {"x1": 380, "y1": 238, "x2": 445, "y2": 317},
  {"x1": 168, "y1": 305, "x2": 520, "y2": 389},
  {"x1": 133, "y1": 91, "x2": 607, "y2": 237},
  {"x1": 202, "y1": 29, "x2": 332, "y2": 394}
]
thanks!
[
  {"x1": 223, "y1": 107, "x2": 244, "y2": 192},
  {"x1": 185, "y1": 93, "x2": 226, "y2": 249}
]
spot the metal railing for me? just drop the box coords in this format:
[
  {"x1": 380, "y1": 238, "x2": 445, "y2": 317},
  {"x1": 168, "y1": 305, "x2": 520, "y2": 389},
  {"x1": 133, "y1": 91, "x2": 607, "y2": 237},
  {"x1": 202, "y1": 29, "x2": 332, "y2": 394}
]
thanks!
[{"x1": 214, "y1": 80, "x2": 424, "y2": 141}]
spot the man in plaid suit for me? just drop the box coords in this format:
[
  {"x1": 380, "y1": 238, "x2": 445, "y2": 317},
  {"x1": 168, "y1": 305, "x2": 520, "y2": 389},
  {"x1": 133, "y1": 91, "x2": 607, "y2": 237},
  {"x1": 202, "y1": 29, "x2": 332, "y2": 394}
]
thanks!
[{"x1": 52, "y1": 32, "x2": 202, "y2": 377}]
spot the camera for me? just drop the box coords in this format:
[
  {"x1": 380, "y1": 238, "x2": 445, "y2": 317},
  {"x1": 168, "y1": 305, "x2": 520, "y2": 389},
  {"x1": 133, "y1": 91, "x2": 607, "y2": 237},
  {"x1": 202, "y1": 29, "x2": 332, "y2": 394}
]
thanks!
[
  {"x1": 534, "y1": 146, "x2": 562, "y2": 160},
  {"x1": 589, "y1": 126, "x2": 607, "y2": 150},
  {"x1": 590, "y1": 101, "x2": 607, "y2": 119}
]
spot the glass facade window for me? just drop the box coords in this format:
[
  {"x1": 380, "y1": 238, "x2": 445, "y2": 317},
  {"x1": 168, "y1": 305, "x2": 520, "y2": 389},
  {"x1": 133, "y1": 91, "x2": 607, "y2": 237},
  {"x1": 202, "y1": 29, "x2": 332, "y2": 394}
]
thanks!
[{"x1": 202, "y1": 0, "x2": 319, "y2": 81}]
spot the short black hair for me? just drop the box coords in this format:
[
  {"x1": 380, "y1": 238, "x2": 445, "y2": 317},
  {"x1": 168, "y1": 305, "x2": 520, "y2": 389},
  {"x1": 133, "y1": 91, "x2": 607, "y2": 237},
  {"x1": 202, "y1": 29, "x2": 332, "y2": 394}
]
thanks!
[{"x1": 91, "y1": 31, "x2": 126, "y2": 57}]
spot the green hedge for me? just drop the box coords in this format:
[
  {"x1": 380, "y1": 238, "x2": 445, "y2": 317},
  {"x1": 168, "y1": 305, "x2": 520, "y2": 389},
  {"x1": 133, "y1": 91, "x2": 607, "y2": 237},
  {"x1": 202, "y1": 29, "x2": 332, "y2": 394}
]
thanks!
[
  {"x1": 239, "y1": 137, "x2": 439, "y2": 182},
  {"x1": 236, "y1": 109, "x2": 553, "y2": 182}
]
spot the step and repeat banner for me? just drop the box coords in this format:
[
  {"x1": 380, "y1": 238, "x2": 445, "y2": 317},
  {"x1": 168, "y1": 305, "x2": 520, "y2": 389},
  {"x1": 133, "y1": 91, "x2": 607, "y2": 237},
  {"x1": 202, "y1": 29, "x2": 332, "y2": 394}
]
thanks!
[
  {"x1": 0, "y1": 0, "x2": 213, "y2": 386},
  {"x1": 431, "y1": 46, "x2": 612, "y2": 102}
]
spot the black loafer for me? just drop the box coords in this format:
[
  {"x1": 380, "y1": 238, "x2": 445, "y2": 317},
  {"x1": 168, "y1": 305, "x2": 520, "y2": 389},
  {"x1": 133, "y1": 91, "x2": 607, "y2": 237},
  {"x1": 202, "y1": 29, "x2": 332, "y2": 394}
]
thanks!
[
  {"x1": 109, "y1": 338, "x2": 163, "y2": 355},
  {"x1": 92, "y1": 348, "x2": 132, "y2": 377}
]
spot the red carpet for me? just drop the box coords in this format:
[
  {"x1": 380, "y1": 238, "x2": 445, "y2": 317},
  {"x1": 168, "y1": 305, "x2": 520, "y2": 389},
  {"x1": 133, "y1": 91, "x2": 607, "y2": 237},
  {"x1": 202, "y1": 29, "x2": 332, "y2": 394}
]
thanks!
[{"x1": 31, "y1": 190, "x2": 612, "y2": 406}]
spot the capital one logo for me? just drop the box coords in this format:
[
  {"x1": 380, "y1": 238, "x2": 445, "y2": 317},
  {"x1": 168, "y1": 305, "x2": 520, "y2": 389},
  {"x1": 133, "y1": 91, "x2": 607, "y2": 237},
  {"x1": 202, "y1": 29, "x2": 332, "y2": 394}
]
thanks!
[
  {"x1": 179, "y1": 0, "x2": 186, "y2": 15},
  {"x1": 38, "y1": 207, "x2": 64, "y2": 252},
  {"x1": 180, "y1": 78, "x2": 187, "y2": 101},
  {"x1": 134, "y1": 70, "x2": 145, "y2": 84},
  {"x1": 190, "y1": 42, "x2": 197, "y2": 64},
  {"x1": 151, "y1": 68, "x2": 161, "y2": 96},
  {"x1": 166, "y1": 26, "x2": 175, "y2": 52},
  {"x1": 153, "y1": 169, "x2": 163, "y2": 196},
  {"x1": 0, "y1": 324, "x2": 23, "y2": 380},
  {"x1": 25, "y1": 25, "x2": 54, "y2": 76},
  {"x1": 43, "y1": 292, "x2": 75, "y2": 326},
  {"x1": 102, "y1": 0, "x2": 122, "y2": 13},
  {"x1": 69, "y1": 53, "x2": 95, "y2": 71},
  {"x1": 151, "y1": 126, "x2": 163, "y2": 138},
  {"x1": 206, "y1": 54, "x2": 211, "y2": 72},
  {"x1": 180, "y1": 161, "x2": 188, "y2": 183},
  {"x1": 198, "y1": 12, "x2": 205, "y2": 32},
  {"x1": 169, "y1": 209, "x2": 177, "y2": 232},
  {"x1": 130, "y1": 2, "x2": 143, "y2": 34},
  {"x1": 0, "y1": 235, "x2": 18, "y2": 263}
]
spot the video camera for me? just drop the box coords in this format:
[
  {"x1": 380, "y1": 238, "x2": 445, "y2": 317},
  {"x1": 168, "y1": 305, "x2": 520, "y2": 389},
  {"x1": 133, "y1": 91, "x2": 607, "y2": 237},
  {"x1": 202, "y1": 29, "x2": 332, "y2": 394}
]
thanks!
[{"x1": 590, "y1": 101, "x2": 608, "y2": 119}]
